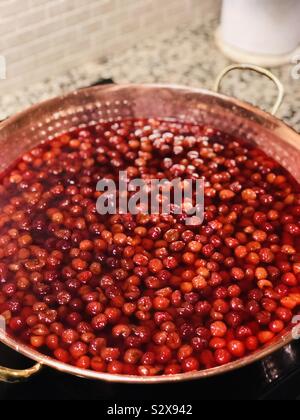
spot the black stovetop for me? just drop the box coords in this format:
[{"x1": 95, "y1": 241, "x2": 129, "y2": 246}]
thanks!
[{"x1": 1, "y1": 78, "x2": 300, "y2": 400}]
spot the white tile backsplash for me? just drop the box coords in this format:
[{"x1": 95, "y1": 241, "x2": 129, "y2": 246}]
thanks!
[{"x1": 0, "y1": 0, "x2": 220, "y2": 94}]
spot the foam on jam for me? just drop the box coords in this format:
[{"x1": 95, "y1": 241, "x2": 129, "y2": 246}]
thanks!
[{"x1": 0, "y1": 118, "x2": 300, "y2": 376}]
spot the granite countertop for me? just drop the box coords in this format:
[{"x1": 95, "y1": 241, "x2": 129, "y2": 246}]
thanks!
[{"x1": 1, "y1": 15, "x2": 300, "y2": 131}]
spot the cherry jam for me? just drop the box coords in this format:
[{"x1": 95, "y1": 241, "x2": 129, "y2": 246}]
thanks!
[{"x1": 0, "y1": 118, "x2": 300, "y2": 376}]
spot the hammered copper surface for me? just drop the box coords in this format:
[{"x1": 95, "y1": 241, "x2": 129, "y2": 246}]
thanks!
[{"x1": 0, "y1": 84, "x2": 299, "y2": 383}]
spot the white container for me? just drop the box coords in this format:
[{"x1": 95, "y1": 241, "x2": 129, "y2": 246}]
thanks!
[{"x1": 216, "y1": 0, "x2": 300, "y2": 66}]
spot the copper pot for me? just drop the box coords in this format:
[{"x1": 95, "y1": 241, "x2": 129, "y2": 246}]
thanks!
[{"x1": 0, "y1": 65, "x2": 299, "y2": 384}]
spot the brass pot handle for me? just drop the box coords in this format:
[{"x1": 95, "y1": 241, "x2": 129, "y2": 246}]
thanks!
[
  {"x1": 0, "y1": 363, "x2": 42, "y2": 383},
  {"x1": 214, "y1": 64, "x2": 285, "y2": 116}
]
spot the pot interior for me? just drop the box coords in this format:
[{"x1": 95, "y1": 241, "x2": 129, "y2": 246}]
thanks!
[{"x1": 0, "y1": 84, "x2": 299, "y2": 383}]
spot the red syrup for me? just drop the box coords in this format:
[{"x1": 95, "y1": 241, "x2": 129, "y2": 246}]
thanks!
[{"x1": 0, "y1": 118, "x2": 299, "y2": 376}]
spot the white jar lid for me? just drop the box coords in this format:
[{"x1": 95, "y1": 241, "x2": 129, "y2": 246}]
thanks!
[{"x1": 219, "y1": 0, "x2": 300, "y2": 59}]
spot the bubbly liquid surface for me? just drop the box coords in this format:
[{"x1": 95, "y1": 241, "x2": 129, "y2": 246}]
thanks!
[{"x1": 0, "y1": 119, "x2": 300, "y2": 376}]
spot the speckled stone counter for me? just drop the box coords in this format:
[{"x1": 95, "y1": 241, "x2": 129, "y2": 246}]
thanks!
[{"x1": 1, "y1": 15, "x2": 299, "y2": 131}]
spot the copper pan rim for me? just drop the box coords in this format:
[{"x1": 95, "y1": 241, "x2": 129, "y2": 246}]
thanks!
[
  {"x1": 0, "y1": 328, "x2": 295, "y2": 384},
  {"x1": 1, "y1": 82, "x2": 300, "y2": 160},
  {"x1": 0, "y1": 82, "x2": 299, "y2": 383}
]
